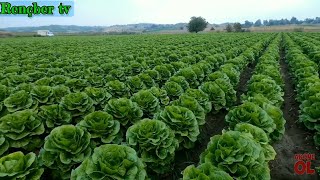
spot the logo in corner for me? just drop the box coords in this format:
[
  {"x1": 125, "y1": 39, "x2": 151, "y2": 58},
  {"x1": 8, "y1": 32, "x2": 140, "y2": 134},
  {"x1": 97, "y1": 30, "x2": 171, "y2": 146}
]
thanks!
[{"x1": 294, "y1": 153, "x2": 316, "y2": 175}]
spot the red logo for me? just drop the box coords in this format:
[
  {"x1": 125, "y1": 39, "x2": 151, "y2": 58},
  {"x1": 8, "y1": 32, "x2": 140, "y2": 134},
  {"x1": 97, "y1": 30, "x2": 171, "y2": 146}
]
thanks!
[{"x1": 294, "y1": 153, "x2": 316, "y2": 175}]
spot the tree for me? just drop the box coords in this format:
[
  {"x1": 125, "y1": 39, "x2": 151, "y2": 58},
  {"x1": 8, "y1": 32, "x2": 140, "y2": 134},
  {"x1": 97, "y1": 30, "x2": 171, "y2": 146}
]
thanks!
[
  {"x1": 233, "y1": 23, "x2": 242, "y2": 32},
  {"x1": 210, "y1": 27, "x2": 215, "y2": 31},
  {"x1": 225, "y1": 24, "x2": 233, "y2": 32},
  {"x1": 263, "y1": 20, "x2": 269, "y2": 26},
  {"x1": 290, "y1": 17, "x2": 298, "y2": 24},
  {"x1": 244, "y1": 20, "x2": 253, "y2": 28},
  {"x1": 187, "y1": 16, "x2": 208, "y2": 33},
  {"x1": 254, "y1": 19, "x2": 262, "y2": 27}
]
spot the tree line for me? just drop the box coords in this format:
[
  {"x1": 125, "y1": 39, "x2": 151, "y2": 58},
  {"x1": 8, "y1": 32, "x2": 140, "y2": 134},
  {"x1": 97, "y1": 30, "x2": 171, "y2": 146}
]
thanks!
[
  {"x1": 242, "y1": 17, "x2": 320, "y2": 27},
  {"x1": 187, "y1": 16, "x2": 320, "y2": 33}
]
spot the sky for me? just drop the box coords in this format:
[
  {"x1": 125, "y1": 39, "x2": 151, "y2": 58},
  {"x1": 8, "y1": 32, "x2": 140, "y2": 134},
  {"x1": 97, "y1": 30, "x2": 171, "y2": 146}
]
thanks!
[{"x1": 0, "y1": 0, "x2": 319, "y2": 28}]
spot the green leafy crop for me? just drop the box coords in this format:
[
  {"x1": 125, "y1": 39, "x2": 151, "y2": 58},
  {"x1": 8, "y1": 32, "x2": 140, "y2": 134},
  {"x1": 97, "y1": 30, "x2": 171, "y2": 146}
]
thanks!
[
  {"x1": 104, "y1": 98, "x2": 143, "y2": 126},
  {"x1": 38, "y1": 104, "x2": 72, "y2": 130},
  {"x1": 65, "y1": 78, "x2": 89, "y2": 92},
  {"x1": 31, "y1": 85, "x2": 53, "y2": 104},
  {"x1": 0, "y1": 110, "x2": 44, "y2": 151},
  {"x1": 0, "y1": 135, "x2": 9, "y2": 156},
  {"x1": 168, "y1": 76, "x2": 190, "y2": 91},
  {"x1": 200, "y1": 82, "x2": 226, "y2": 112},
  {"x1": 182, "y1": 163, "x2": 233, "y2": 180},
  {"x1": 149, "y1": 87, "x2": 170, "y2": 106},
  {"x1": 0, "y1": 151, "x2": 44, "y2": 180},
  {"x1": 200, "y1": 130, "x2": 267, "y2": 179},
  {"x1": 184, "y1": 88, "x2": 212, "y2": 114},
  {"x1": 172, "y1": 95, "x2": 206, "y2": 126},
  {"x1": 234, "y1": 123, "x2": 276, "y2": 161},
  {"x1": 60, "y1": 92, "x2": 94, "y2": 118},
  {"x1": 51, "y1": 85, "x2": 71, "y2": 103},
  {"x1": 106, "y1": 80, "x2": 130, "y2": 98},
  {"x1": 77, "y1": 111, "x2": 122, "y2": 144},
  {"x1": 39, "y1": 125, "x2": 92, "y2": 179},
  {"x1": 176, "y1": 68, "x2": 199, "y2": 88},
  {"x1": 242, "y1": 94, "x2": 286, "y2": 141},
  {"x1": 126, "y1": 119, "x2": 179, "y2": 173},
  {"x1": 214, "y1": 78, "x2": 237, "y2": 109},
  {"x1": 131, "y1": 90, "x2": 160, "y2": 117},
  {"x1": 139, "y1": 73, "x2": 157, "y2": 88},
  {"x1": 246, "y1": 75, "x2": 284, "y2": 107},
  {"x1": 4, "y1": 90, "x2": 36, "y2": 112},
  {"x1": 154, "y1": 106, "x2": 199, "y2": 149},
  {"x1": 71, "y1": 144, "x2": 147, "y2": 180},
  {"x1": 225, "y1": 102, "x2": 276, "y2": 139},
  {"x1": 206, "y1": 71, "x2": 231, "y2": 83},
  {"x1": 84, "y1": 87, "x2": 112, "y2": 110},
  {"x1": 163, "y1": 81, "x2": 184, "y2": 100},
  {"x1": 126, "y1": 76, "x2": 146, "y2": 94}
]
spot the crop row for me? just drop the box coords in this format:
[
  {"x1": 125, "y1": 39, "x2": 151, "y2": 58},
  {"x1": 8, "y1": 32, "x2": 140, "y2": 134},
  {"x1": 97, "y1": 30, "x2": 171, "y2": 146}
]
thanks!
[
  {"x1": 182, "y1": 34, "x2": 287, "y2": 179},
  {"x1": 288, "y1": 33, "x2": 320, "y2": 70},
  {"x1": 283, "y1": 34, "x2": 320, "y2": 147}
]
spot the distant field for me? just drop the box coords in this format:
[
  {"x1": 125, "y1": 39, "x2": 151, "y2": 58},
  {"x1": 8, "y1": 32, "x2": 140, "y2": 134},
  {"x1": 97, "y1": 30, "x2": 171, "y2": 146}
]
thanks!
[
  {"x1": 249, "y1": 25, "x2": 320, "y2": 32},
  {"x1": 1, "y1": 24, "x2": 320, "y2": 37},
  {"x1": 150, "y1": 25, "x2": 320, "y2": 34}
]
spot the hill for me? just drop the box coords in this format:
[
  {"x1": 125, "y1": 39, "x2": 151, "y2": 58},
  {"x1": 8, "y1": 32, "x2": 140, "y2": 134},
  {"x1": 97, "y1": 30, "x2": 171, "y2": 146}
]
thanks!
[{"x1": 0, "y1": 23, "x2": 190, "y2": 33}]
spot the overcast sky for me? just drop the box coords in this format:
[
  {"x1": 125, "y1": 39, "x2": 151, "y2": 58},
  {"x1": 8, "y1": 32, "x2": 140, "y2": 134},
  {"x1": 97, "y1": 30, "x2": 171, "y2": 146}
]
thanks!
[{"x1": 0, "y1": 0, "x2": 319, "y2": 28}]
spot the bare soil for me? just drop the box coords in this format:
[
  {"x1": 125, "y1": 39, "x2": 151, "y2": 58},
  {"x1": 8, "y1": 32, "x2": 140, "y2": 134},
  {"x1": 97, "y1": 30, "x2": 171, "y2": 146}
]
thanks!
[{"x1": 236, "y1": 61, "x2": 257, "y2": 104}]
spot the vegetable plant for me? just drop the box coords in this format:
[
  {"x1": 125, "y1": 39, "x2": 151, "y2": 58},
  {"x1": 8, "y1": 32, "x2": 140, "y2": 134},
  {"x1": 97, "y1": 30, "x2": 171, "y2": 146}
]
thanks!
[
  {"x1": 39, "y1": 125, "x2": 92, "y2": 179},
  {"x1": 0, "y1": 152, "x2": 44, "y2": 180},
  {"x1": 104, "y1": 98, "x2": 143, "y2": 126},
  {"x1": 182, "y1": 163, "x2": 233, "y2": 180},
  {"x1": 126, "y1": 119, "x2": 179, "y2": 173},
  {"x1": 77, "y1": 111, "x2": 122, "y2": 144},
  {"x1": 200, "y1": 130, "x2": 267, "y2": 179},
  {"x1": 0, "y1": 110, "x2": 45, "y2": 151},
  {"x1": 71, "y1": 144, "x2": 147, "y2": 180},
  {"x1": 154, "y1": 106, "x2": 199, "y2": 149},
  {"x1": 131, "y1": 90, "x2": 160, "y2": 118}
]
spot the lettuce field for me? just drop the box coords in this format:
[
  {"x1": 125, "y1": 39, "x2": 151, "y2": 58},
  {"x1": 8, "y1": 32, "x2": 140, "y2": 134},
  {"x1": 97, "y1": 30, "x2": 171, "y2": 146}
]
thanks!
[{"x1": 0, "y1": 33, "x2": 319, "y2": 180}]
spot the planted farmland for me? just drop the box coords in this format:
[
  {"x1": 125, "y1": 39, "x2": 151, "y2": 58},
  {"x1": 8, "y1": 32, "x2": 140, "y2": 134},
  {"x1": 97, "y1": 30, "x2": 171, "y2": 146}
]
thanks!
[{"x1": 0, "y1": 33, "x2": 319, "y2": 179}]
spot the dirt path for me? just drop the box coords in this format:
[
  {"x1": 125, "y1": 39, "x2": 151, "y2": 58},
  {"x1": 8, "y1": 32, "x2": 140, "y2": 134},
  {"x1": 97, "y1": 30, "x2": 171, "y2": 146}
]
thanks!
[
  {"x1": 236, "y1": 61, "x2": 257, "y2": 105},
  {"x1": 269, "y1": 40, "x2": 320, "y2": 180}
]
